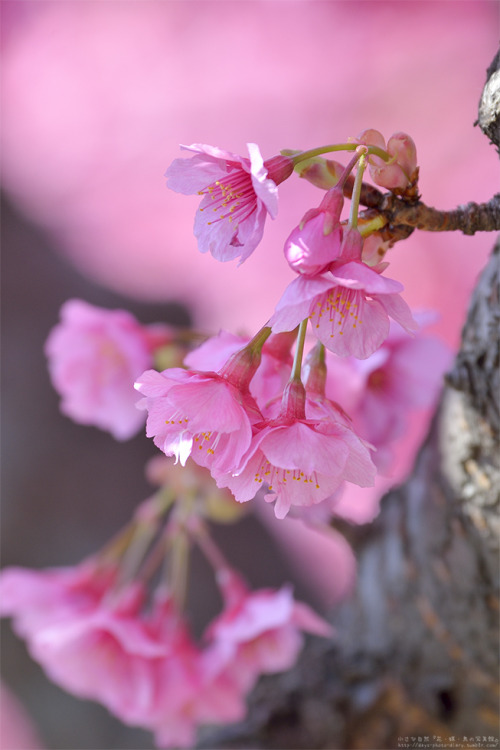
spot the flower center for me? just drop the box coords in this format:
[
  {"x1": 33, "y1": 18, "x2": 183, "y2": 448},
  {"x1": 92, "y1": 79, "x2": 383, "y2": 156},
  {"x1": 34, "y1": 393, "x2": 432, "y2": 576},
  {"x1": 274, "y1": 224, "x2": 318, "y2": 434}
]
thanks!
[
  {"x1": 254, "y1": 456, "x2": 320, "y2": 491},
  {"x1": 193, "y1": 431, "x2": 220, "y2": 456},
  {"x1": 310, "y1": 287, "x2": 363, "y2": 338},
  {"x1": 198, "y1": 172, "x2": 256, "y2": 226}
]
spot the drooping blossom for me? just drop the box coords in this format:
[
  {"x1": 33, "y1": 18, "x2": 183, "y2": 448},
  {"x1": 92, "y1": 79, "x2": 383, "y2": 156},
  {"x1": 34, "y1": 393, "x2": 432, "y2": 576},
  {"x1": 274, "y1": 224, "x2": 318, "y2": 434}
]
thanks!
[
  {"x1": 355, "y1": 128, "x2": 417, "y2": 192},
  {"x1": 135, "y1": 589, "x2": 247, "y2": 749},
  {"x1": 214, "y1": 380, "x2": 376, "y2": 519},
  {"x1": 45, "y1": 299, "x2": 172, "y2": 440},
  {"x1": 203, "y1": 570, "x2": 332, "y2": 691},
  {"x1": 0, "y1": 565, "x2": 248, "y2": 749},
  {"x1": 271, "y1": 260, "x2": 417, "y2": 359},
  {"x1": 134, "y1": 367, "x2": 261, "y2": 472},
  {"x1": 0, "y1": 563, "x2": 168, "y2": 724},
  {"x1": 166, "y1": 143, "x2": 293, "y2": 263}
]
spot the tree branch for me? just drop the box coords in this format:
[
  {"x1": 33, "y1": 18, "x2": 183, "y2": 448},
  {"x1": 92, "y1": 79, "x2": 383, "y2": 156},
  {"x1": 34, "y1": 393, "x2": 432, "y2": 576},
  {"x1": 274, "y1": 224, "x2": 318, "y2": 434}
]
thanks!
[{"x1": 344, "y1": 179, "x2": 500, "y2": 239}]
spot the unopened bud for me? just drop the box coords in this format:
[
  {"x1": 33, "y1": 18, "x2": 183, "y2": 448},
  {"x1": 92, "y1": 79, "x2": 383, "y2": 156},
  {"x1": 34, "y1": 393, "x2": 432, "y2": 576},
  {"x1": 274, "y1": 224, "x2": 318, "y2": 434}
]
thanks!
[
  {"x1": 295, "y1": 157, "x2": 345, "y2": 189},
  {"x1": 386, "y1": 132, "x2": 417, "y2": 179},
  {"x1": 355, "y1": 128, "x2": 386, "y2": 155}
]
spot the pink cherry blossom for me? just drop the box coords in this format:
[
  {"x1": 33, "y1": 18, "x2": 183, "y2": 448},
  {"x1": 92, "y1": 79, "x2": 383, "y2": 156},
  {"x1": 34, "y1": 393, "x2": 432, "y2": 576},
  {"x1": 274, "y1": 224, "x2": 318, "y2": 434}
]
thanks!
[
  {"x1": 142, "y1": 590, "x2": 247, "y2": 749},
  {"x1": 214, "y1": 393, "x2": 376, "y2": 519},
  {"x1": 271, "y1": 261, "x2": 417, "y2": 359},
  {"x1": 166, "y1": 143, "x2": 293, "y2": 264},
  {"x1": 0, "y1": 564, "x2": 169, "y2": 725},
  {"x1": 204, "y1": 571, "x2": 332, "y2": 690},
  {"x1": 45, "y1": 299, "x2": 172, "y2": 440},
  {"x1": 134, "y1": 367, "x2": 261, "y2": 472}
]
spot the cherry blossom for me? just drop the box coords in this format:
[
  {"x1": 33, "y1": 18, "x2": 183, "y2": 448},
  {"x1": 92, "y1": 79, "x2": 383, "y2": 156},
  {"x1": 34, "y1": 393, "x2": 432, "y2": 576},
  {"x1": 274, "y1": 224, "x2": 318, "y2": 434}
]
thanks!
[
  {"x1": 166, "y1": 143, "x2": 293, "y2": 263},
  {"x1": 214, "y1": 379, "x2": 376, "y2": 519},
  {"x1": 45, "y1": 300, "x2": 172, "y2": 440},
  {"x1": 134, "y1": 367, "x2": 261, "y2": 472},
  {"x1": 0, "y1": 564, "x2": 168, "y2": 724},
  {"x1": 203, "y1": 571, "x2": 332, "y2": 690},
  {"x1": 271, "y1": 260, "x2": 417, "y2": 359}
]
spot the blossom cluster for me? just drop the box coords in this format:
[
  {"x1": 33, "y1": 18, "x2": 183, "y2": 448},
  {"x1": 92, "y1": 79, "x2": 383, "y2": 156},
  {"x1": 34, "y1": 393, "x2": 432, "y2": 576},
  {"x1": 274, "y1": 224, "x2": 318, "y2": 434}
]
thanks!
[
  {"x1": 0, "y1": 462, "x2": 331, "y2": 748},
  {"x1": 1, "y1": 129, "x2": 451, "y2": 748}
]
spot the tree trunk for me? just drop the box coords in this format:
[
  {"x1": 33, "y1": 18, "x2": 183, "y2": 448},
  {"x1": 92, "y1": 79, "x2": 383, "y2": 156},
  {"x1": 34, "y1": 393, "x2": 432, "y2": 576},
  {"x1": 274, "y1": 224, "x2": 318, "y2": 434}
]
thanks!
[{"x1": 198, "y1": 54, "x2": 500, "y2": 750}]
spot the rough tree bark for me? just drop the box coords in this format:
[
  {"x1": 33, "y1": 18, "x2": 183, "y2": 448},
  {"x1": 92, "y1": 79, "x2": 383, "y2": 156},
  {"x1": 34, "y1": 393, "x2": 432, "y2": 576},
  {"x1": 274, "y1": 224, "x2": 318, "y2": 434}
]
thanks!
[{"x1": 198, "y1": 54, "x2": 500, "y2": 750}]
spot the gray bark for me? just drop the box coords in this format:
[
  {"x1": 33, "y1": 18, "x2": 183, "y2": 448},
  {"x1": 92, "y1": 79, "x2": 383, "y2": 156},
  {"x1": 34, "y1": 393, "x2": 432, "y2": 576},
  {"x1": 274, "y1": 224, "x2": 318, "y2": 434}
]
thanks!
[{"x1": 199, "y1": 52, "x2": 500, "y2": 750}]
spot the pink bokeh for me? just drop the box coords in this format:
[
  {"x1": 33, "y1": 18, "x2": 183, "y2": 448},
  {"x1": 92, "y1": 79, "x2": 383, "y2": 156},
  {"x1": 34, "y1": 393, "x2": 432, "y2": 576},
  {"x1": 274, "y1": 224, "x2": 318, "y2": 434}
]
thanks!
[{"x1": 1, "y1": 0, "x2": 498, "y2": 340}]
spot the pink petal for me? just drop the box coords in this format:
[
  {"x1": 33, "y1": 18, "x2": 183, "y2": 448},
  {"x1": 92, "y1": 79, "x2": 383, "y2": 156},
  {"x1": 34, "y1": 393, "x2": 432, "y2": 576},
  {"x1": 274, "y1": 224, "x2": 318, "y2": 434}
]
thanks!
[
  {"x1": 378, "y1": 293, "x2": 418, "y2": 333},
  {"x1": 270, "y1": 275, "x2": 333, "y2": 333},
  {"x1": 248, "y1": 142, "x2": 279, "y2": 218},
  {"x1": 330, "y1": 261, "x2": 404, "y2": 294},
  {"x1": 312, "y1": 290, "x2": 390, "y2": 359}
]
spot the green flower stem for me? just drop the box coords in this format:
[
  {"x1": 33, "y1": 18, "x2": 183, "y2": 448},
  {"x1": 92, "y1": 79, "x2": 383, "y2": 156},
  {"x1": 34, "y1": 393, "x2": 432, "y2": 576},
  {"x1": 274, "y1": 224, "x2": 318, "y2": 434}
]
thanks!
[
  {"x1": 247, "y1": 324, "x2": 272, "y2": 352},
  {"x1": 349, "y1": 151, "x2": 368, "y2": 230},
  {"x1": 290, "y1": 142, "x2": 389, "y2": 165},
  {"x1": 290, "y1": 318, "x2": 309, "y2": 382}
]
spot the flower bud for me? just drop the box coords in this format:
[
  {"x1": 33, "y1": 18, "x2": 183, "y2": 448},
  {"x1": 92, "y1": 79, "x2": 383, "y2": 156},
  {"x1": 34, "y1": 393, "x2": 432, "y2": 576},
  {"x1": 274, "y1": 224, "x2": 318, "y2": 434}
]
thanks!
[
  {"x1": 295, "y1": 157, "x2": 345, "y2": 189},
  {"x1": 386, "y1": 132, "x2": 417, "y2": 179},
  {"x1": 285, "y1": 215, "x2": 342, "y2": 275},
  {"x1": 355, "y1": 128, "x2": 386, "y2": 152}
]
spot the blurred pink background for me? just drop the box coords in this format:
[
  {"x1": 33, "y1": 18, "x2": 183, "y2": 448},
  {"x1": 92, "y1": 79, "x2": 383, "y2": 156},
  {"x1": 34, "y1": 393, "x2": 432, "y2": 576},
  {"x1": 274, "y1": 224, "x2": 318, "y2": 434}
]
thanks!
[
  {"x1": 2, "y1": 0, "x2": 498, "y2": 339},
  {"x1": 1, "y1": 2, "x2": 498, "y2": 747}
]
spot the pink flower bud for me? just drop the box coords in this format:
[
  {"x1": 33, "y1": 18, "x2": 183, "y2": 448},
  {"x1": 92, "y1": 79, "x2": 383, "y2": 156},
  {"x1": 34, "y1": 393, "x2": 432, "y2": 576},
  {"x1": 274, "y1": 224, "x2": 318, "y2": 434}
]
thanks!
[
  {"x1": 386, "y1": 132, "x2": 418, "y2": 179},
  {"x1": 285, "y1": 215, "x2": 343, "y2": 275},
  {"x1": 369, "y1": 161, "x2": 409, "y2": 190},
  {"x1": 355, "y1": 128, "x2": 386, "y2": 151},
  {"x1": 354, "y1": 128, "x2": 417, "y2": 191}
]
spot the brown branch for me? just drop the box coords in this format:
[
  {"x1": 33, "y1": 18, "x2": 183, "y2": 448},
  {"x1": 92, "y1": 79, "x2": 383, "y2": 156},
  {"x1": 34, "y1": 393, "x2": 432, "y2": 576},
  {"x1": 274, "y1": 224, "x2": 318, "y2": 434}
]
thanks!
[
  {"x1": 386, "y1": 193, "x2": 500, "y2": 235},
  {"x1": 344, "y1": 174, "x2": 500, "y2": 239}
]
